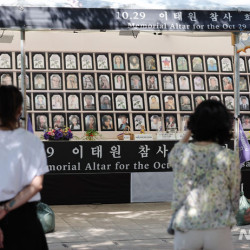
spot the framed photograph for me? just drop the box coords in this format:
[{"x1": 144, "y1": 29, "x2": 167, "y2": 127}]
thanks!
[
  {"x1": 205, "y1": 56, "x2": 218, "y2": 72},
  {"x1": 116, "y1": 114, "x2": 130, "y2": 131},
  {"x1": 131, "y1": 94, "x2": 145, "y2": 111},
  {"x1": 49, "y1": 73, "x2": 62, "y2": 90},
  {"x1": 65, "y1": 73, "x2": 79, "y2": 90},
  {"x1": 240, "y1": 95, "x2": 250, "y2": 111},
  {"x1": 162, "y1": 74, "x2": 175, "y2": 90},
  {"x1": 48, "y1": 53, "x2": 62, "y2": 70},
  {"x1": 223, "y1": 95, "x2": 234, "y2": 110},
  {"x1": 98, "y1": 74, "x2": 111, "y2": 90},
  {"x1": 82, "y1": 94, "x2": 96, "y2": 110},
  {"x1": 149, "y1": 114, "x2": 162, "y2": 131},
  {"x1": 84, "y1": 114, "x2": 98, "y2": 131},
  {"x1": 207, "y1": 75, "x2": 220, "y2": 91},
  {"x1": 145, "y1": 74, "x2": 159, "y2": 90},
  {"x1": 80, "y1": 53, "x2": 93, "y2": 70},
  {"x1": 176, "y1": 55, "x2": 189, "y2": 72},
  {"x1": 194, "y1": 95, "x2": 206, "y2": 108},
  {"x1": 68, "y1": 113, "x2": 81, "y2": 131},
  {"x1": 64, "y1": 53, "x2": 78, "y2": 70},
  {"x1": 240, "y1": 57, "x2": 246, "y2": 73},
  {"x1": 67, "y1": 94, "x2": 80, "y2": 110},
  {"x1": 192, "y1": 75, "x2": 205, "y2": 91},
  {"x1": 112, "y1": 54, "x2": 125, "y2": 70},
  {"x1": 34, "y1": 93, "x2": 47, "y2": 110},
  {"x1": 33, "y1": 73, "x2": 46, "y2": 90},
  {"x1": 147, "y1": 94, "x2": 161, "y2": 111},
  {"x1": 96, "y1": 53, "x2": 109, "y2": 70},
  {"x1": 191, "y1": 56, "x2": 204, "y2": 72},
  {"x1": 240, "y1": 76, "x2": 249, "y2": 92},
  {"x1": 17, "y1": 73, "x2": 30, "y2": 90},
  {"x1": 99, "y1": 94, "x2": 112, "y2": 110},
  {"x1": 163, "y1": 94, "x2": 176, "y2": 111},
  {"x1": 177, "y1": 75, "x2": 190, "y2": 91},
  {"x1": 50, "y1": 93, "x2": 64, "y2": 110},
  {"x1": 113, "y1": 74, "x2": 126, "y2": 90},
  {"x1": 241, "y1": 115, "x2": 250, "y2": 130},
  {"x1": 133, "y1": 114, "x2": 147, "y2": 131},
  {"x1": 114, "y1": 94, "x2": 128, "y2": 110},
  {"x1": 220, "y1": 56, "x2": 233, "y2": 72},
  {"x1": 180, "y1": 114, "x2": 190, "y2": 132},
  {"x1": 128, "y1": 54, "x2": 141, "y2": 71},
  {"x1": 100, "y1": 114, "x2": 114, "y2": 131},
  {"x1": 32, "y1": 52, "x2": 46, "y2": 69},
  {"x1": 209, "y1": 95, "x2": 221, "y2": 102},
  {"x1": 160, "y1": 55, "x2": 173, "y2": 71},
  {"x1": 144, "y1": 54, "x2": 157, "y2": 71},
  {"x1": 179, "y1": 95, "x2": 192, "y2": 111},
  {"x1": 0, "y1": 73, "x2": 13, "y2": 86},
  {"x1": 26, "y1": 93, "x2": 32, "y2": 110},
  {"x1": 129, "y1": 74, "x2": 143, "y2": 90},
  {"x1": 0, "y1": 52, "x2": 12, "y2": 69},
  {"x1": 52, "y1": 114, "x2": 66, "y2": 128},
  {"x1": 165, "y1": 114, "x2": 178, "y2": 131},
  {"x1": 82, "y1": 73, "x2": 95, "y2": 90},
  {"x1": 16, "y1": 52, "x2": 29, "y2": 69},
  {"x1": 221, "y1": 75, "x2": 234, "y2": 91},
  {"x1": 35, "y1": 114, "x2": 49, "y2": 131}
]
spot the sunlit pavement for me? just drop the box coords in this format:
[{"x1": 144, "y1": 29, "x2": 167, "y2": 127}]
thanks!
[{"x1": 46, "y1": 202, "x2": 250, "y2": 250}]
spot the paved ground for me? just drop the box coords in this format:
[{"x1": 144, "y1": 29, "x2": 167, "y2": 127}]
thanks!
[{"x1": 46, "y1": 202, "x2": 250, "y2": 250}]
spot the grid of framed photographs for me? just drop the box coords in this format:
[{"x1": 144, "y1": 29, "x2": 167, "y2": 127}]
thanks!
[{"x1": 1, "y1": 51, "x2": 250, "y2": 132}]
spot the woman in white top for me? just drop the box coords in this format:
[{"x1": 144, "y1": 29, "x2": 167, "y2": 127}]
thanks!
[{"x1": 0, "y1": 86, "x2": 49, "y2": 249}]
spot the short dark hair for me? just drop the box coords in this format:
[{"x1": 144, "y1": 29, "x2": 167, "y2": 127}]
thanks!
[{"x1": 188, "y1": 100, "x2": 233, "y2": 145}]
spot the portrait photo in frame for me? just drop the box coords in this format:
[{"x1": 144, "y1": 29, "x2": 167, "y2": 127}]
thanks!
[
  {"x1": 191, "y1": 56, "x2": 204, "y2": 72},
  {"x1": 0, "y1": 73, "x2": 13, "y2": 86},
  {"x1": 180, "y1": 114, "x2": 190, "y2": 132},
  {"x1": 220, "y1": 56, "x2": 233, "y2": 72},
  {"x1": 162, "y1": 74, "x2": 175, "y2": 90},
  {"x1": 26, "y1": 93, "x2": 31, "y2": 110},
  {"x1": 177, "y1": 75, "x2": 190, "y2": 91},
  {"x1": 149, "y1": 114, "x2": 162, "y2": 131},
  {"x1": 32, "y1": 52, "x2": 46, "y2": 69},
  {"x1": 240, "y1": 76, "x2": 249, "y2": 92},
  {"x1": 192, "y1": 75, "x2": 205, "y2": 91},
  {"x1": 145, "y1": 74, "x2": 159, "y2": 90},
  {"x1": 160, "y1": 55, "x2": 173, "y2": 71},
  {"x1": 64, "y1": 53, "x2": 78, "y2": 70},
  {"x1": 65, "y1": 73, "x2": 79, "y2": 90},
  {"x1": 67, "y1": 93, "x2": 80, "y2": 110},
  {"x1": 112, "y1": 54, "x2": 125, "y2": 70},
  {"x1": 50, "y1": 93, "x2": 64, "y2": 110},
  {"x1": 205, "y1": 56, "x2": 218, "y2": 72},
  {"x1": 240, "y1": 57, "x2": 246, "y2": 73},
  {"x1": 82, "y1": 94, "x2": 96, "y2": 111},
  {"x1": 96, "y1": 53, "x2": 109, "y2": 70},
  {"x1": 34, "y1": 93, "x2": 47, "y2": 110},
  {"x1": 241, "y1": 115, "x2": 250, "y2": 130},
  {"x1": 113, "y1": 74, "x2": 126, "y2": 90},
  {"x1": 49, "y1": 73, "x2": 62, "y2": 90},
  {"x1": 207, "y1": 75, "x2": 220, "y2": 91},
  {"x1": 116, "y1": 113, "x2": 130, "y2": 131},
  {"x1": 131, "y1": 94, "x2": 145, "y2": 111},
  {"x1": 223, "y1": 95, "x2": 234, "y2": 110},
  {"x1": 98, "y1": 74, "x2": 111, "y2": 90},
  {"x1": 0, "y1": 52, "x2": 12, "y2": 69},
  {"x1": 82, "y1": 73, "x2": 95, "y2": 90},
  {"x1": 179, "y1": 95, "x2": 192, "y2": 111},
  {"x1": 165, "y1": 114, "x2": 178, "y2": 131},
  {"x1": 133, "y1": 114, "x2": 147, "y2": 131},
  {"x1": 221, "y1": 75, "x2": 234, "y2": 91},
  {"x1": 128, "y1": 54, "x2": 141, "y2": 71},
  {"x1": 176, "y1": 55, "x2": 189, "y2": 72},
  {"x1": 163, "y1": 94, "x2": 176, "y2": 111},
  {"x1": 100, "y1": 114, "x2": 114, "y2": 131},
  {"x1": 16, "y1": 52, "x2": 29, "y2": 69},
  {"x1": 84, "y1": 114, "x2": 98, "y2": 131},
  {"x1": 33, "y1": 73, "x2": 46, "y2": 90},
  {"x1": 48, "y1": 53, "x2": 62, "y2": 70},
  {"x1": 209, "y1": 95, "x2": 221, "y2": 102},
  {"x1": 68, "y1": 113, "x2": 81, "y2": 131},
  {"x1": 129, "y1": 74, "x2": 143, "y2": 90},
  {"x1": 35, "y1": 114, "x2": 49, "y2": 131},
  {"x1": 80, "y1": 53, "x2": 93, "y2": 70},
  {"x1": 52, "y1": 114, "x2": 66, "y2": 128},
  {"x1": 240, "y1": 95, "x2": 250, "y2": 111},
  {"x1": 17, "y1": 73, "x2": 30, "y2": 90},
  {"x1": 147, "y1": 94, "x2": 161, "y2": 111},
  {"x1": 144, "y1": 54, "x2": 157, "y2": 71},
  {"x1": 194, "y1": 95, "x2": 206, "y2": 108},
  {"x1": 99, "y1": 94, "x2": 112, "y2": 110},
  {"x1": 114, "y1": 94, "x2": 128, "y2": 111}
]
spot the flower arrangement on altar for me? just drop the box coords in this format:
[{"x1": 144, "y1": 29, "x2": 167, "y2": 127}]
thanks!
[
  {"x1": 84, "y1": 129, "x2": 100, "y2": 141},
  {"x1": 43, "y1": 127, "x2": 73, "y2": 140}
]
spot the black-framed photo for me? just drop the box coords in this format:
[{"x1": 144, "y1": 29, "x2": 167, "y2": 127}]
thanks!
[
  {"x1": 26, "y1": 93, "x2": 32, "y2": 110},
  {"x1": 180, "y1": 114, "x2": 190, "y2": 131},
  {"x1": 34, "y1": 93, "x2": 47, "y2": 110},
  {"x1": 100, "y1": 114, "x2": 114, "y2": 131},
  {"x1": 68, "y1": 113, "x2": 81, "y2": 131},
  {"x1": 144, "y1": 54, "x2": 157, "y2": 71},
  {"x1": 35, "y1": 114, "x2": 49, "y2": 131},
  {"x1": 113, "y1": 74, "x2": 126, "y2": 90},
  {"x1": 116, "y1": 114, "x2": 130, "y2": 131},
  {"x1": 99, "y1": 94, "x2": 112, "y2": 110},
  {"x1": 220, "y1": 56, "x2": 233, "y2": 72},
  {"x1": 190, "y1": 56, "x2": 204, "y2": 72},
  {"x1": 160, "y1": 55, "x2": 173, "y2": 71},
  {"x1": 0, "y1": 73, "x2": 13, "y2": 86},
  {"x1": 240, "y1": 57, "x2": 246, "y2": 73},
  {"x1": 240, "y1": 76, "x2": 249, "y2": 92},
  {"x1": 65, "y1": 73, "x2": 79, "y2": 90},
  {"x1": 209, "y1": 95, "x2": 221, "y2": 102},
  {"x1": 223, "y1": 95, "x2": 234, "y2": 110},
  {"x1": 82, "y1": 94, "x2": 96, "y2": 110},
  {"x1": 165, "y1": 114, "x2": 178, "y2": 131},
  {"x1": 192, "y1": 75, "x2": 205, "y2": 91},
  {"x1": 16, "y1": 52, "x2": 29, "y2": 69},
  {"x1": 114, "y1": 94, "x2": 128, "y2": 111},
  {"x1": 241, "y1": 115, "x2": 250, "y2": 130},
  {"x1": 131, "y1": 94, "x2": 145, "y2": 111},
  {"x1": 221, "y1": 75, "x2": 234, "y2": 91},
  {"x1": 145, "y1": 74, "x2": 159, "y2": 90},
  {"x1": 177, "y1": 75, "x2": 190, "y2": 91},
  {"x1": 96, "y1": 53, "x2": 109, "y2": 70},
  {"x1": 84, "y1": 114, "x2": 98, "y2": 131},
  {"x1": 207, "y1": 75, "x2": 220, "y2": 91},
  {"x1": 129, "y1": 74, "x2": 143, "y2": 90},
  {"x1": 49, "y1": 73, "x2": 62, "y2": 90},
  {"x1": 149, "y1": 114, "x2": 162, "y2": 131},
  {"x1": 50, "y1": 93, "x2": 64, "y2": 110},
  {"x1": 179, "y1": 95, "x2": 192, "y2": 111},
  {"x1": 80, "y1": 53, "x2": 93, "y2": 70},
  {"x1": 33, "y1": 73, "x2": 46, "y2": 90},
  {"x1": 128, "y1": 54, "x2": 141, "y2": 71},
  {"x1": 205, "y1": 56, "x2": 218, "y2": 72},
  {"x1": 247, "y1": 57, "x2": 250, "y2": 73},
  {"x1": 32, "y1": 52, "x2": 46, "y2": 69},
  {"x1": 64, "y1": 53, "x2": 78, "y2": 70},
  {"x1": 52, "y1": 113, "x2": 66, "y2": 128},
  {"x1": 147, "y1": 94, "x2": 161, "y2": 111},
  {"x1": 67, "y1": 93, "x2": 80, "y2": 110},
  {"x1": 133, "y1": 114, "x2": 147, "y2": 131},
  {"x1": 163, "y1": 94, "x2": 176, "y2": 111},
  {"x1": 82, "y1": 73, "x2": 95, "y2": 90},
  {"x1": 48, "y1": 53, "x2": 62, "y2": 70},
  {"x1": 176, "y1": 55, "x2": 189, "y2": 71},
  {"x1": 112, "y1": 54, "x2": 125, "y2": 70},
  {"x1": 98, "y1": 74, "x2": 111, "y2": 90},
  {"x1": 0, "y1": 52, "x2": 12, "y2": 69},
  {"x1": 240, "y1": 95, "x2": 250, "y2": 111},
  {"x1": 194, "y1": 95, "x2": 206, "y2": 108},
  {"x1": 162, "y1": 74, "x2": 175, "y2": 90},
  {"x1": 17, "y1": 73, "x2": 30, "y2": 90}
]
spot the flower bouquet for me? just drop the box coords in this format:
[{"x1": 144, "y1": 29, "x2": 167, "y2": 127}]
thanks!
[
  {"x1": 43, "y1": 127, "x2": 73, "y2": 140},
  {"x1": 84, "y1": 129, "x2": 100, "y2": 141}
]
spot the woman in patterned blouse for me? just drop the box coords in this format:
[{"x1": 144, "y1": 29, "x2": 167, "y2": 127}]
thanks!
[{"x1": 169, "y1": 100, "x2": 241, "y2": 250}]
